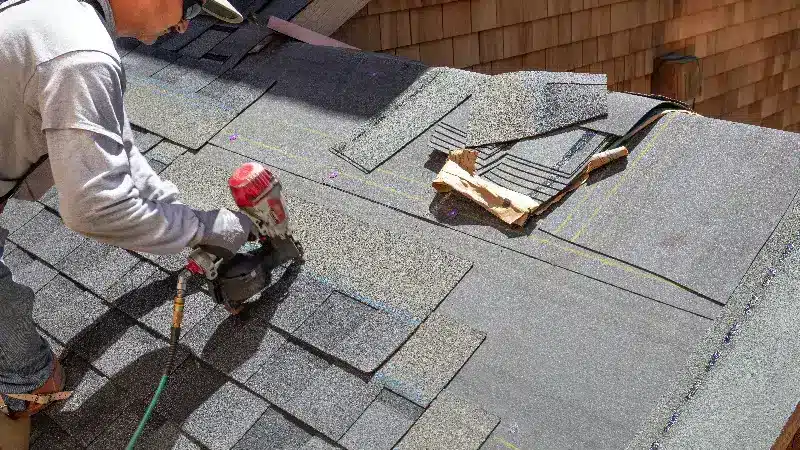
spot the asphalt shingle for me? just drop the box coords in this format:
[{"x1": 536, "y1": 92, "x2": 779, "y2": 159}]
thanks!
[
  {"x1": 244, "y1": 341, "x2": 329, "y2": 410},
  {"x1": 288, "y1": 365, "x2": 382, "y2": 440},
  {"x1": 151, "y1": 56, "x2": 226, "y2": 94},
  {"x1": 86, "y1": 401, "x2": 168, "y2": 450},
  {"x1": 2, "y1": 243, "x2": 57, "y2": 291},
  {"x1": 29, "y1": 417, "x2": 83, "y2": 450},
  {"x1": 252, "y1": 267, "x2": 335, "y2": 334},
  {"x1": 375, "y1": 312, "x2": 486, "y2": 407},
  {"x1": 147, "y1": 141, "x2": 189, "y2": 165},
  {"x1": 57, "y1": 239, "x2": 141, "y2": 295},
  {"x1": 339, "y1": 389, "x2": 424, "y2": 450},
  {"x1": 33, "y1": 275, "x2": 107, "y2": 344},
  {"x1": 102, "y1": 259, "x2": 159, "y2": 302},
  {"x1": 9, "y1": 209, "x2": 86, "y2": 266},
  {"x1": 295, "y1": 291, "x2": 375, "y2": 354},
  {"x1": 583, "y1": 92, "x2": 684, "y2": 136},
  {"x1": 181, "y1": 381, "x2": 270, "y2": 450},
  {"x1": 46, "y1": 355, "x2": 133, "y2": 446},
  {"x1": 132, "y1": 126, "x2": 164, "y2": 153},
  {"x1": 467, "y1": 71, "x2": 608, "y2": 146},
  {"x1": 232, "y1": 407, "x2": 313, "y2": 450},
  {"x1": 0, "y1": 198, "x2": 43, "y2": 233},
  {"x1": 154, "y1": 358, "x2": 228, "y2": 423},
  {"x1": 330, "y1": 307, "x2": 418, "y2": 373},
  {"x1": 395, "y1": 391, "x2": 499, "y2": 450},
  {"x1": 121, "y1": 45, "x2": 179, "y2": 77},
  {"x1": 180, "y1": 29, "x2": 232, "y2": 59}
]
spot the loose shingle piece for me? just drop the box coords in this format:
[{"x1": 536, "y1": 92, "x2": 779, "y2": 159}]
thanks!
[
  {"x1": 583, "y1": 91, "x2": 683, "y2": 136},
  {"x1": 333, "y1": 67, "x2": 488, "y2": 172},
  {"x1": 340, "y1": 389, "x2": 424, "y2": 450},
  {"x1": 396, "y1": 391, "x2": 499, "y2": 450},
  {"x1": 9, "y1": 209, "x2": 86, "y2": 266},
  {"x1": 467, "y1": 72, "x2": 608, "y2": 146},
  {"x1": 181, "y1": 381, "x2": 269, "y2": 450},
  {"x1": 375, "y1": 313, "x2": 486, "y2": 407}
]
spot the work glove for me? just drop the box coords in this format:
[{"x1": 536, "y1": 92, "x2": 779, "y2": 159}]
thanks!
[{"x1": 194, "y1": 208, "x2": 255, "y2": 261}]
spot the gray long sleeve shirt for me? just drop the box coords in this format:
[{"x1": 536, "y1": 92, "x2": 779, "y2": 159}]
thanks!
[{"x1": 0, "y1": 0, "x2": 206, "y2": 254}]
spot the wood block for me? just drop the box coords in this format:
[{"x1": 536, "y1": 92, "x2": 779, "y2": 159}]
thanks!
[
  {"x1": 629, "y1": 24, "x2": 652, "y2": 52},
  {"x1": 597, "y1": 33, "x2": 613, "y2": 61},
  {"x1": 443, "y1": 0, "x2": 472, "y2": 37},
  {"x1": 572, "y1": 9, "x2": 592, "y2": 41},
  {"x1": 479, "y1": 28, "x2": 504, "y2": 62},
  {"x1": 410, "y1": 5, "x2": 444, "y2": 43},
  {"x1": 492, "y1": 55, "x2": 524, "y2": 72},
  {"x1": 583, "y1": 37, "x2": 599, "y2": 65},
  {"x1": 396, "y1": 43, "x2": 421, "y2": 60},
  {"x1": 503, "y1": 23, "x2": 529, "y2": 58},
  {"x1": 498, "y1": 0, "x2": 525, "y2": 26},
  {"x1": 591, "y1": 5, "x2": 611, "y2": 37},
  {"x1": 471, "y1": 0, "x2": 498, "y2": 32},
  {"x1": 611, "y1": 29, "x2": 630, "y2": 58},
  {"x1": 292, "y1": 0, "x2": 374, "y2": 36},
  {"x1": 523, "y1": 0, "x2": 548, "y2": 21},
  {"x1": 609, "y1": 1, "x2": 629, "y2": 34},
  {"x1": 419, "y1": 38, "x2": 455, "y2": 66},
  {"x1": 523, "y1": 49, "x2": 547, "y2": 69},
  {"x1": 652, "y1": 53, "x2": 702, "y2": 101},
  {"x1": 558, "y1": 13, "x2": 572, "y2": 44},
  {"x1": 529, "y1": 16, "x2": 559, "y2": 50},
  {"x1": 453, "y1": 33, "x2": 481, "y2": 67}
]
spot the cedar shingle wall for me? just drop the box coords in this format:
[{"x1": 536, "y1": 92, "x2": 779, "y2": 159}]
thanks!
[{"x1": 332, "y1": 0, "x2": 800, "y2": 131}]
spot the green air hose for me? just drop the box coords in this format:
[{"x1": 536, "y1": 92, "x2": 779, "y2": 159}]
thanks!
[{"x1": 126, "y1": 269, "x2": 190, "y2": 450}]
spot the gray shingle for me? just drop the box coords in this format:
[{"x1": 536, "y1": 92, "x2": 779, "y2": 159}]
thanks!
[
  {"x1": 138, "y1": 421, "x2": 204, "y2": 450},
  {"x1": 154, "y1": 357, "x2": 228, "y2": 423},
  {"x1": 181, "y1": 308, "x2": 286, "y2": 382},
  {"x1": 0, "y1": 198, "x2": 44, "y2": 233},
  {"x1": 9, "y1": 209, "x2": 86, "y2": 266},
  {"x1": 86, "y1": 401, "x2": 168, "y2": 450},
  {"x1": 138, "y1": 247, "x2": 191, "y2": 272},
  {"x1": 295, "y1": 292, "x2": 375, "y2": 353},
  {"x1": 180, "y1": 29, "x2": 231, "y2": 59},
  {"x1": 396, "y1": 391, "x2": 499, "y2": 450},
  {"x1": 156, "y1": 16, "x2": 217, "y2": 52},
  {"x1": 245, "y1": 341, "x2": 329, "y2": 410},
  {"x1": 151, "y1": 56, "x2": 226, "y2": 94},
  {"x1": 46, "y1": 355, "x2": 133, "y2": 446},
  {"x1": 232, "y1": 407, "x2": 313, "y2": 449},
  {"x1": 147, "y1": 141, "x2": 188, "y2": 165},
  {"x1": 375, "y1": 313, "x2": 485, "y2": 407},
  {"x1": 583, "y1": 92, "x2": 684, "y2": 136},
  {"x1": 332, "y1": 67, "x2": 487, "y2": 173},
  {"x1": 29, "y1": 416, "x2": 83, "y2": 450},
  {"x1": 132, "y1": 126, "x2": 164, "y2": 152},
  {"x1": 182, "y1": 381, "x2": 269, "y2": 450},
  {"x1": 288, "y1": 365, "x2": 382, "y2": 440},
  {"x1": 147, "y1": 157, "x2": 168, "y2": 174},
  {"x1": 467, "y1": 71, "x2": 608, "y2": 146},
  {"x1": 121, "y1": 45, "x2": 179, "y2": 77},
  {"x1": 3, "y1": 243, "x2": 58, "y2": 291},
  {"x1": 331, "y1": 308, "x2": 419, "y2": 373},
  {"x1": 539, "y1": 112, "x2": 800, "y2": 301},
  {"x1": 38, "y1": 186, "x2": 59, "y2": 212},
  {"x1": 34, "y1": 275, "x2": 107, "y2": 344},
  {"x1": 101, "y1": 259, "x2": 159, "y2": 302},
  {"x1": 57, "y1": 239, "x2": 141, "y2": 295},
  {"x1": 301, "y1": 437, "x2": 339, "y2": 450},
  {"x1": 252, "y1": 267, "x2": 335, "y2": 334},
  {"x1": 339, "y1": 389, "x2": 424, "y2": 450},
  {"x1": 113, "y1": 268, "x2": 216, "y2": 339}
]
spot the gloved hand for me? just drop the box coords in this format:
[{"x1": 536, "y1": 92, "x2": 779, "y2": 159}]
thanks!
[{"x1": 194, "y1": 208, "x2": 255, "y2": 261}]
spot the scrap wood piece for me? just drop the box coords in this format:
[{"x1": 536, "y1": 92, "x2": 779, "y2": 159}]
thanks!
[
  {"x1": 291, "y1": 0, "x2": 371, "y2": 37},
  {"x1": 433, "y1": 146, "x2": 629, "y2": 226},
  {"x1": 266, "y1": 16, "x2": 358, "y2": 49}
]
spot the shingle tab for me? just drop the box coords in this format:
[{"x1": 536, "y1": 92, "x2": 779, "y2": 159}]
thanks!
[
  {"x1": 2, "y1": 243, "x2": 57, "y2": 291},
  {"x1": 583, "y1": 92, "x2": 683, "y2": 136},
  {"x1": 467, "y1": 71, "x2": 608, "y2": 146},
  {"x1": 87, "y1": 401, "x2": 168, "y2": 450},
  {"x1": 251, "y1": 267, "x2": 335, "y2": 333},
  {"x1": 57, "y1": 239, "x2": 140, "y2": 295},
  {"x1": 244, "y1": 341, "x2": 329, "y2": 410},
  {"x1": 232, "y1": 407, "x2": 313, "y2": 450},
  {"x1": 0, "y1": 198, "x2": 44, "y2": 233},
  {"x1": 147, "y1": 141, "x2": 188, "y2": 165},
  {"x1": 182, "y1": 381, "x2": 269, "y2": 450},
  {"x1": 288, "y1": 365, "x2": 382, "y2": 440},
  {"x1": 295, "y1": 292, "x2": 375, "y2": 353},
  {"x1": 46, "y1": 355, "x2": 133, "y2": 446},
  {"x1": 375, "y1": 313, "x2": 485, "y2": 407},
  {"x1": 33, "y1": 275, "x2": 107, "y2": 344},
  {"x1": 9, "y1": 209, "x2": 86, "y2": 266},
  {"x1": 121, "y1": 45, "x2": 179, "y2": 77},
  {"x1": 330, "y1": 308, "x2": 418, "y2": 373},
  {"x1": 396, "y1": 391, "x2": 499, "y2": 450},
  {"x1": 102, "y1": 259, "x2": 159, "y2": 302},
  {"x1": 180, "y1": 29, "x2": 231, "y2": 59},
  {"x1": 132, "y1": 126, "x2": 164, "y2": 152},
  {"x1": 154, "y1": 358, "x2": 228, "y2": 423},
  {"x1": 339, "y1": 389, "x2": 424, "y2": 450}
]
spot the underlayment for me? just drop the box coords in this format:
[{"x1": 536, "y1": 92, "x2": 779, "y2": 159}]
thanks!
[
  {"x1": 467, "y1": 71, "x2": 608, "y2": 146},
  {"x1": 332, "y1": 67, "x2": 489, "y2": 172},
  {"x1": 395, "y1": 390, "x2": 499, "y2": 449},
  {"x1": 583, "y1": 91, "x2": 685, "y2": 136},
  {"x1": 628, "y1": 196, "x2": 800, "y2": 449},
  {"x1": 540, "y1": 112, "x2": 800, "y2": 302},
  {"x1": 375, "y1": 312, "x2": 486, "y2": 407}
]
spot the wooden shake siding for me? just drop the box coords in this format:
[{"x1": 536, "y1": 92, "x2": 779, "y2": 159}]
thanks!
[{"x1": 330, "y1": 0, "x2": 800, "y2": 131}]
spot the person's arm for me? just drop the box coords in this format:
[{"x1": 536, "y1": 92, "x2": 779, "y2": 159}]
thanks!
[{"x1": 35, "y1": 51, "x2": 250, "y2": 255}]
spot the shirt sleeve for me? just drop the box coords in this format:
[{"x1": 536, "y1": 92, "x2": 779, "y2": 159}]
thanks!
[{"x1": 37, "y1": 51, "x2": 206, "y2": 254}]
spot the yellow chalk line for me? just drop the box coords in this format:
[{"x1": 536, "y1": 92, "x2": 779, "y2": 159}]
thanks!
[{"x1": 493, "y1": 436, "x2": 521, "y2": 449}]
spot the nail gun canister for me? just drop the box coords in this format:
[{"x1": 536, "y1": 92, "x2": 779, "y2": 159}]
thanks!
[{"x1": 229, "y1": 162, "x2": 289, "y2": 238}]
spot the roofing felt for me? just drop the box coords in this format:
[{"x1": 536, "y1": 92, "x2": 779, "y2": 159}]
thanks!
[{"x1": 8, "y1": 7, "x2": 799, "y2": 449}]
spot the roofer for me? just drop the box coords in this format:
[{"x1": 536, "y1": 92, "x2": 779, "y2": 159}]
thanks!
[{"x1": 0, "y1": 0, "x2": 247, "y2": 419}]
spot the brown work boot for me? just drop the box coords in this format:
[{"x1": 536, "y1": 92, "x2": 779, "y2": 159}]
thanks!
[{"x1": 0, "y1": 356, "x2": 72, "y2": 419}]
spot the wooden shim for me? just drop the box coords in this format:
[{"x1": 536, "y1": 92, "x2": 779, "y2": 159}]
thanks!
[
  {"x1": 291, "y1": 0, "x2": 372, "y2": 36},
  {"x1": 267, "y1": 16, "x2": 359, "y2": 49}
]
